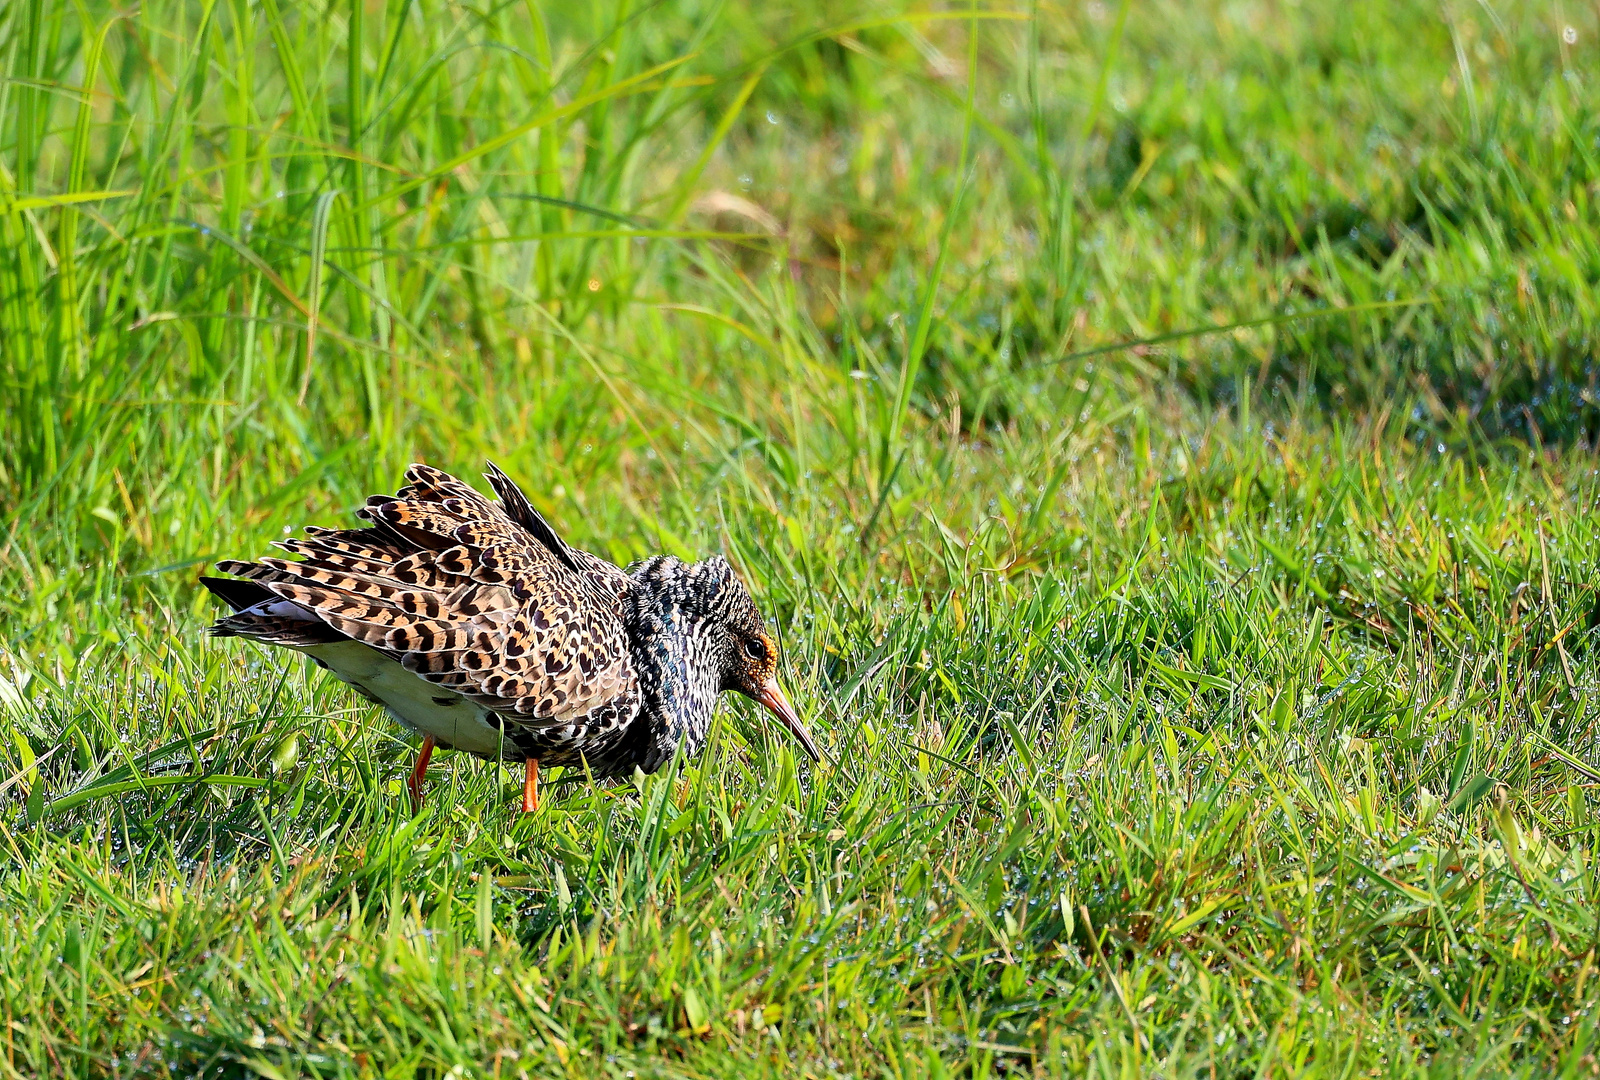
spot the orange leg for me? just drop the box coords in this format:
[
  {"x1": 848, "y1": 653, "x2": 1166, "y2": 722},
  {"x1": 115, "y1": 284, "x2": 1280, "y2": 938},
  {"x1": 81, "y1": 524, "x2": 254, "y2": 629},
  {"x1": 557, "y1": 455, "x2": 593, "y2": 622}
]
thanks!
[
  {"x1": 407, "y1": 734, "x2": 436, "y2": 808},
  {"x1": 521, "y1": 757, "x2": 540, "y2": 813}
]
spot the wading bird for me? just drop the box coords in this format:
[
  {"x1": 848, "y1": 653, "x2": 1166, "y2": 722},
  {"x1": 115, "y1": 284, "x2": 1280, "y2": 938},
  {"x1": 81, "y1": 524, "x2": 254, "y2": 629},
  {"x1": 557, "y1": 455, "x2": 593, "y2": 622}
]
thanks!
[{"x1": 202, "y1": 463, "x2": 819, "y2": 811}]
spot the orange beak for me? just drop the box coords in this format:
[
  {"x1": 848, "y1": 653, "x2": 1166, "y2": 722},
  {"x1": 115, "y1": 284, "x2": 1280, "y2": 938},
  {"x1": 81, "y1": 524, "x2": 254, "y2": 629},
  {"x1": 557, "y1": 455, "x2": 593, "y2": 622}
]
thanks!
[{"x1": 753, "y1": 677, "x2": 821, "y2": 763}]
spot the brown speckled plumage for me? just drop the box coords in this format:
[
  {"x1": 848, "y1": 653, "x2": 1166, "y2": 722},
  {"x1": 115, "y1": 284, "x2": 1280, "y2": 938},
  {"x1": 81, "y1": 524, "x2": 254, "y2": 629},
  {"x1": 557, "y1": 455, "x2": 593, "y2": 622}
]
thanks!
[{"x1": 203, "y1": 463, "x2": 818, "y2": 809}]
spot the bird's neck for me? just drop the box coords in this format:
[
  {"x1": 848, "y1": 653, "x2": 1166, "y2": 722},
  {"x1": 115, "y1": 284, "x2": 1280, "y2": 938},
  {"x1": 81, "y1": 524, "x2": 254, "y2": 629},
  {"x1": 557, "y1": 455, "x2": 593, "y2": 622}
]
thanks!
[{"x1": 626, "y1": 602, "x2": 720, "y2": 765}]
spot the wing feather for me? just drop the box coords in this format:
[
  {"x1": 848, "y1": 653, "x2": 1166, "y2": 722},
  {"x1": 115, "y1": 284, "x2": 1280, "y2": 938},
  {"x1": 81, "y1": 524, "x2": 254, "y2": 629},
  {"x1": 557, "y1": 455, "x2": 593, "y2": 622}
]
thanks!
[
  {"x1": 206, "y1": 463, "x2": 638, "y2": 730},
  {"x1": 484, "y1": 461, "x2": 632, "y2": 603}
]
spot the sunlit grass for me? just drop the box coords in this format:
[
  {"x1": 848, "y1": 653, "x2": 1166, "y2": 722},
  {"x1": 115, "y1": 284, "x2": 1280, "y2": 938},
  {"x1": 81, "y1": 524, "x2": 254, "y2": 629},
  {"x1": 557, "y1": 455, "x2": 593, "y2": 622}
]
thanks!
[{"x1": 4, "y1": 0, "x2": 1600, "y2": 1075}]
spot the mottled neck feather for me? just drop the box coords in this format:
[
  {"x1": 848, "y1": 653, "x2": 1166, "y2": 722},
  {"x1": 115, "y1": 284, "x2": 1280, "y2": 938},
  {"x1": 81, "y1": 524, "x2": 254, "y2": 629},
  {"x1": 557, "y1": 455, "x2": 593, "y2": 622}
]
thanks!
[
  {"x1": 631, "y1": 617, "x2": 719, "y2": 760},
  {"x1": 624, "y1": 557, "x2": 725, "y2": 767}
]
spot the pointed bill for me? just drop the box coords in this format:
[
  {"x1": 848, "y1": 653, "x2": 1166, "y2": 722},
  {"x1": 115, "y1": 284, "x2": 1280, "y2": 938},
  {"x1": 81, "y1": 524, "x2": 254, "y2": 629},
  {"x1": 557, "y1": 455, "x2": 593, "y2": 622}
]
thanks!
[{"x1": 754, "y1": 677, "x2": 821, "y2": 762}]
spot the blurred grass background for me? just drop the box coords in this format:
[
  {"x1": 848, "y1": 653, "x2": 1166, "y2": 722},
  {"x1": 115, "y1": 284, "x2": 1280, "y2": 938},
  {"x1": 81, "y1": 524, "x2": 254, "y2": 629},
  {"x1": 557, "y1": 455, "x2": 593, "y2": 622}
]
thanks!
[{"x1": 4, "y1": 0, "x2": 1600, "y2": 1074}]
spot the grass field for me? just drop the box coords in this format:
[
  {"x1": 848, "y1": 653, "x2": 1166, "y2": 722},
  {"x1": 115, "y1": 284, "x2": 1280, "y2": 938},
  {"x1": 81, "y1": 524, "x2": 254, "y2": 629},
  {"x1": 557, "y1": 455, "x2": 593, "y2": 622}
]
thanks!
[{"x1": 4, "y1": 0, "x2": 1600, "y2": 1074}]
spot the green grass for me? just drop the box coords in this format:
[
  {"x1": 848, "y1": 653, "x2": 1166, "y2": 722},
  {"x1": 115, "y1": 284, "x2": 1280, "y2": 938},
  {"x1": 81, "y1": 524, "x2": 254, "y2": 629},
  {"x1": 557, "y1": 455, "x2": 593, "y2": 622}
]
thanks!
[{"x1": 4, "y1": 0, "x2": 1600, "y2": 1074}]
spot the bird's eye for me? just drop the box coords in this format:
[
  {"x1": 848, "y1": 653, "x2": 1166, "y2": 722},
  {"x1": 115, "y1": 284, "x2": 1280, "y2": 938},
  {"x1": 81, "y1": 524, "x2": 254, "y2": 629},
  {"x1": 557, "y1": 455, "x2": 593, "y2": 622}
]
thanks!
[{"x1": 743, "y1": 638, "x2": 764, "y2": 660}]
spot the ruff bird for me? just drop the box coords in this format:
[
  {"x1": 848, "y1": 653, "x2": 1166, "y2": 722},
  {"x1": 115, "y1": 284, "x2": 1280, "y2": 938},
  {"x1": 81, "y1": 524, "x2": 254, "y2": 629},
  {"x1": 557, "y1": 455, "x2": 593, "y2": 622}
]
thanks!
[{"x1": 202, "y1": 463, "x2": 819, "y2": 811}]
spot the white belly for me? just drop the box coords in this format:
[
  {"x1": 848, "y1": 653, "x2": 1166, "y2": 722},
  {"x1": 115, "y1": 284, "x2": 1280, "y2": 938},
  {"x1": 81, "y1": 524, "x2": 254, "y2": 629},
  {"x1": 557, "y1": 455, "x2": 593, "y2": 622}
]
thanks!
[{"x1": 301, "y1": 640, "x2": 509, "y2": 757}]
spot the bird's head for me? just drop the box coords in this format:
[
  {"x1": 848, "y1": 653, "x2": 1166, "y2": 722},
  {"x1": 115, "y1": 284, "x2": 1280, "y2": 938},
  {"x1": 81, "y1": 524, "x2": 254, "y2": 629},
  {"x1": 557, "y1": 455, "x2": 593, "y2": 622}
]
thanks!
[{"x1": 630, "y1": 555, "x2": 821, "y2": 763}]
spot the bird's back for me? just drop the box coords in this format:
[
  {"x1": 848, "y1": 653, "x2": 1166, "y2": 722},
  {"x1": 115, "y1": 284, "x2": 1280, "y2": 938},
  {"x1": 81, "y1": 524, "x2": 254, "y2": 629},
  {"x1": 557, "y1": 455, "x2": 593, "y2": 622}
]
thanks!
[{"x1": 205, "y1": 463, "x2": 645, "y2": 768}]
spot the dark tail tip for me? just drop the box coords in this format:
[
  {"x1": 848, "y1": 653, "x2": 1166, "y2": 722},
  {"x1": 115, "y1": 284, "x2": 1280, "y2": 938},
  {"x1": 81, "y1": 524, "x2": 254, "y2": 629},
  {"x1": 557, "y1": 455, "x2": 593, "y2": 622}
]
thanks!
[{"x1": 200, "y1": 575, "x2": 273, "y2": 613}]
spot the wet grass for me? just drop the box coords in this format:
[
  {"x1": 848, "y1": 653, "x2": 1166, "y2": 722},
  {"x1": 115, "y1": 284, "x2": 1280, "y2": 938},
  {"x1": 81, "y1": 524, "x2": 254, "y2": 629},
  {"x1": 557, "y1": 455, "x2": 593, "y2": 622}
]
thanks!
[{"x1": 4, "y1": 0, "x2": 1600, "y2": 1075}]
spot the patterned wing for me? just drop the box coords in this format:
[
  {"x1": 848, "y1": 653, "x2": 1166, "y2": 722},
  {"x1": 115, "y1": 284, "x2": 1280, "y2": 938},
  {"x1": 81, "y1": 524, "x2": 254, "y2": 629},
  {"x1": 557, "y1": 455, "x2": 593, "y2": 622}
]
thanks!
[
  {"x1": 481, "y1": 462, "x2": 632, "y2": 605},
  {"x1": 211, "y1": 463, "x2": 636, "y2": 727}
]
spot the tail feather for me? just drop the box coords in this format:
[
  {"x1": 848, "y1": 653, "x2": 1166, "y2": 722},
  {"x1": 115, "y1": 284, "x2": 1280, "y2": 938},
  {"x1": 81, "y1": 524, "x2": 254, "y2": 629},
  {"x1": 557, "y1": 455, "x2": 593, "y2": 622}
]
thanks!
[
  {"x1": 200, "y1": 575, "x2": 273, "y2": 613},
  {"x1": 211, "y1": 609, "x2": 342, "y2": 647},
  {"x1": 202, "y1": 576, "x2": 344, "y2": 647}
]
